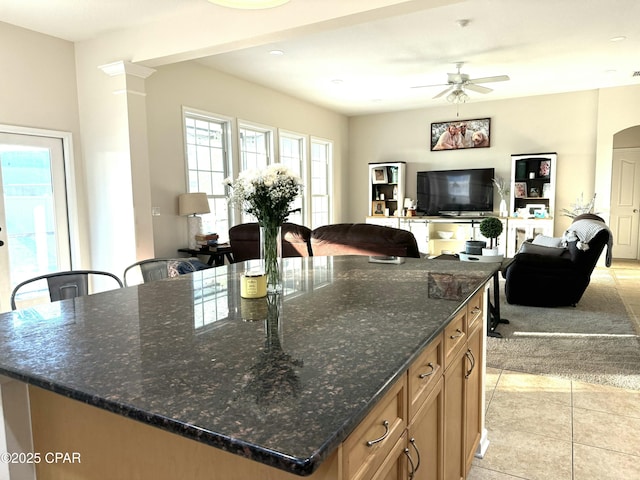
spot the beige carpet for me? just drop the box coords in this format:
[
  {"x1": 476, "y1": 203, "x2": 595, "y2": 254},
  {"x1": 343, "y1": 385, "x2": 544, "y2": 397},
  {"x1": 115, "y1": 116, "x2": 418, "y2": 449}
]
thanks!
[{"x1": 487, "y1": 271, "x2": 640, "y2": 390}]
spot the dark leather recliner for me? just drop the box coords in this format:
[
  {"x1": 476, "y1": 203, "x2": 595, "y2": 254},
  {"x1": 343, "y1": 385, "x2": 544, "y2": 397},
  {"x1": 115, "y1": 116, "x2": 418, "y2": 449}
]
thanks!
[
  {"x1": 229, "y1": 223, "x2": 313, "y2": 262},
  {"x1": 503, "y1": 214, "x2": 612, "y2": 307}
]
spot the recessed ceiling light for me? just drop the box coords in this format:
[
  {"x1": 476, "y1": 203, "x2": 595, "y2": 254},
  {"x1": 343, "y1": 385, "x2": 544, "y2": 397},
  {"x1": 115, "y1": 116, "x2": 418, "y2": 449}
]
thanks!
[
  {"x1": 269, "y1": 49, "x2": 284, "y2": 56},
  {"x1": 207, "y1": 0, "x2": 290, "y2": 9},
  {"x1": 331, "y1": 79, "x2": 344, "y2": 85},
  {"x1": 609, "y1": 36, "x2": 627, "y2": 42}
]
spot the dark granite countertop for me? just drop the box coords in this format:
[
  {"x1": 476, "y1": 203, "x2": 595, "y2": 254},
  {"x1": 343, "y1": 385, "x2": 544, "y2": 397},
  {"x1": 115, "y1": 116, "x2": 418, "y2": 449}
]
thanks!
[{"x1": 0, "y1": 256, "x2": 497, "y2": 476}]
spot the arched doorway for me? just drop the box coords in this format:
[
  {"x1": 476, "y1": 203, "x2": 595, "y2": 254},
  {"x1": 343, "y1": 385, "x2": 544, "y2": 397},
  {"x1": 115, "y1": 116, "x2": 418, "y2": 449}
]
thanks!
[{"x1": 610, "y1": 125, "x2": 640, "y2": 260}]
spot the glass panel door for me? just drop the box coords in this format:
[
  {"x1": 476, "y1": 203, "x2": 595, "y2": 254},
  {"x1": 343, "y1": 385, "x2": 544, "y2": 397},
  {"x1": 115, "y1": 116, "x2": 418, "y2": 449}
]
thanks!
[{"x1": 0, "y1": 133, "x2": 71, "y2": 311}]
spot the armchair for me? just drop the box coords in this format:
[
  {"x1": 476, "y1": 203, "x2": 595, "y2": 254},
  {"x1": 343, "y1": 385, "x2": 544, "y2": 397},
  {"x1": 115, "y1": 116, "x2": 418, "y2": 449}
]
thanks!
[{"x1": 503, "y1": 214, "x2": 612, "y2": 307}]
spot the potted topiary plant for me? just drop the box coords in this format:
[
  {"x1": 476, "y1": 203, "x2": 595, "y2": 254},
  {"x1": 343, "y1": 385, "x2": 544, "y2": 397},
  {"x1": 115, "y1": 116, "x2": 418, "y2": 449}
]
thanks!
[{"x1": 479, "y1": 217, "x2": 503, "y2": 256}]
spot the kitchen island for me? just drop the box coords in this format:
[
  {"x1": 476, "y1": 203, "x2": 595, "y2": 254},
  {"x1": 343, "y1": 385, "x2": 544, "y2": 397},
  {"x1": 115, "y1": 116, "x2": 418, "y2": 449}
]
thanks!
[{"x1": 0, "y1": 256, "x2": 497, "y2": 479}]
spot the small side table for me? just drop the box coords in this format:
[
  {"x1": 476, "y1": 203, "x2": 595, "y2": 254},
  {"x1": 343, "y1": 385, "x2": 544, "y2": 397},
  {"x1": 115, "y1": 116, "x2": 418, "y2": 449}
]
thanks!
[{"x1": 178, "y1": 244, "x2": 234, "y2": 267}]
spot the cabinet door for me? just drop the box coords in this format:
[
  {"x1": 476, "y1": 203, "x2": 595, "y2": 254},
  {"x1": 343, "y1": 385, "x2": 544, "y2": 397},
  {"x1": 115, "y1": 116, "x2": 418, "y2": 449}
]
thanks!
[
  {"x1": 400, "y1": 220, "x2": 430, "y2": 255},
  {"x1": 443, "y1": 346, "x2": 466, "y2": 480},
  {"x1": 409, "y1": 377, "x2": 444, "y2": 480},
  {"x1": 464, "y1": 326, "x2": 483, "y2": 474},
  {"x1": 370, "y1": 433, "x2": 408, "y2": 480}
]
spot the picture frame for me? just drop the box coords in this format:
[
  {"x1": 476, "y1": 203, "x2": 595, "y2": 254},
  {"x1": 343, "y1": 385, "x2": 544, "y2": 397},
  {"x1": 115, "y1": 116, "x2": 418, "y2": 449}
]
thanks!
[
  {"x1": 371, "y1": 166, "x2": 388, "y2": 184},
  {"x1": 529, "y1": 186, "x2": 540, "y2": 198},
  {"x1": 539, "y1": 160, "x2": 551, "y2": 177},
  {"x1": 525, "y1": 203, "x2": 546, "y2": 216},
  {"x1": 514, "y1": 182, "x2": 527, "y2": 198},
  {"x1": 372, "y1": 201, "x2": 386, "y2": 216},
  {"x1": 430, "y1": 117, "x2": 491, "y2": 151}
]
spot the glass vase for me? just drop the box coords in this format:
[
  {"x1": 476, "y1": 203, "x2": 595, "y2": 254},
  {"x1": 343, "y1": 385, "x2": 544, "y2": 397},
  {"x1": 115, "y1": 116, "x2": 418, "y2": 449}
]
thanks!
[{"x1": 260, "y1": 224, "x2": 282, "y2": 293}]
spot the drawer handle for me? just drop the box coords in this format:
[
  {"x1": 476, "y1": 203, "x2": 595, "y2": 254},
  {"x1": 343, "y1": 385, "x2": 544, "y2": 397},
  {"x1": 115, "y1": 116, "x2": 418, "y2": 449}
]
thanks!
[
  {"x1": 418, "y1": 362, "x2": 435, "y2": 379},
  {"x1": 450, "y1": 328, "x2": 463, "y2": 340},
  {"x1": 409, "y1": 437, "x2": 421, "y2": 473},
  {"x1": 403, "y1": 448, "x2": 417, "y2": 479},
  {"x1": 471, "y1": 306, "x2": 481, "y2": 315},
  {"x1": 366, "y1": 420, "x2": 390, "y2": 447},
  {"x1": 465, "y1": 348, "x2": 476, "y2": 379}
]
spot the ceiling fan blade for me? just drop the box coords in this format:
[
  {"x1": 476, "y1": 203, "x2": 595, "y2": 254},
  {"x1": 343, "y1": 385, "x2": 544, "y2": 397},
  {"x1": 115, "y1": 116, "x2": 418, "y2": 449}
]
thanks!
[
  {"x1": 468, "y1": 74, "x2": 510, "y2": 84},
  {"x1": 433, "y1": 86, "x2": 454, "y2": 99},
  {"x1": 411, "y1": 82, "x2": 449, "y2": 89},
  {"x1": 465, "y1": 83, "x2": 493, "y2": 94}
]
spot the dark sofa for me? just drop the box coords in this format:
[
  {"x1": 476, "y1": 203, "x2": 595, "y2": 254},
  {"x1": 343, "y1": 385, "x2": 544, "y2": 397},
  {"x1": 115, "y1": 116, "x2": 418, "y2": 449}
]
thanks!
[
  {"x1": 502, "y1": 214, "x2": 612, "y2": 307},
  {"x1": 229, "y1": 222, "x2": 420, "y2": 261}
]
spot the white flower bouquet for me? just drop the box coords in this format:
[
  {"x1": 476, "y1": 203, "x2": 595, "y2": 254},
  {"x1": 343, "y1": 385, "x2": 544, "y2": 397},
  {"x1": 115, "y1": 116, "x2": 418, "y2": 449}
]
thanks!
[
  {"x1": 225, "y1": 164, "x2": 303, "y2": 292},
  {"x1": 225, "y1": 164, "x2": 303, "y2": 226}
]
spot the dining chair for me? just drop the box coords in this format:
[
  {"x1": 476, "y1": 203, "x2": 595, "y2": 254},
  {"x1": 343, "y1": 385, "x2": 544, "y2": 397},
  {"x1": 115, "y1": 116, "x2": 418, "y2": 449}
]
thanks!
[
  {"x1": 123, "y1": 258, "x2": 206, "y2": 287},
  {"x1": 10, "y1": 270, "x2": 124, "y2": 310}
]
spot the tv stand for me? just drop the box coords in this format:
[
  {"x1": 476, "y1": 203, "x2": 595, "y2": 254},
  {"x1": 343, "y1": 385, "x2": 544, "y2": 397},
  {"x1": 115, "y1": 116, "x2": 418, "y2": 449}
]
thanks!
[
  {"x1": 366, "y1": 215, "x2": 508, "y2": 257},
  {"x1": 439, "y1": 211, "x2": 491, "y2": 218}
]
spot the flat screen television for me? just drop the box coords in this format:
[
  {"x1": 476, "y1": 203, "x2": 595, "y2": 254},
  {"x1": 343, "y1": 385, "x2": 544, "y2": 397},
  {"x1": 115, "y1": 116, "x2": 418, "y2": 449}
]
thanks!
[{"x1": 417, "y1": 168, "x2": 495, "y2": 216}]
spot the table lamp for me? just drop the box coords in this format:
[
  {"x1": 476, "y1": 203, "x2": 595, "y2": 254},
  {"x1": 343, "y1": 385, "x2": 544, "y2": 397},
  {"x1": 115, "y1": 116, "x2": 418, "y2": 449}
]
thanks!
[{"x1": 179, "y1": 193, "x2": 211, "y2": 249}]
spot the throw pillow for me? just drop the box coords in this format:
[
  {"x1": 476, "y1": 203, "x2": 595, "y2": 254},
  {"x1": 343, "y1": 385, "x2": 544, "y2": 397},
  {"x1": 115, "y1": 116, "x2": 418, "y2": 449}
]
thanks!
[
  {"x1": 519, "y1": 241, "x2": 566, "y2": 256},
  {"x1": 531, "y1": 235, "x2": 563, "y2": 248}
]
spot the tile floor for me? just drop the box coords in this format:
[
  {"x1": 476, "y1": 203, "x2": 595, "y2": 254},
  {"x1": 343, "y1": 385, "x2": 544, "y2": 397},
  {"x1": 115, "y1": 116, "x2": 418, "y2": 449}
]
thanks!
[{"x1": 468, "y1": 260, "x2": 640, "y2": 480}]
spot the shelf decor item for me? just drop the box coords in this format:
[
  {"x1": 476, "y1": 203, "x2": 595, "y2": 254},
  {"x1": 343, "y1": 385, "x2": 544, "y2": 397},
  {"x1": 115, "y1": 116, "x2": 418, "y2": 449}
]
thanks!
[
  {"x1": 225, "y1": 164, "x2": 303, "y2": 293},
  {"x1": 492, "y1": 177, "x2": 509, "y2": 217},
  {"x1": 479, "y1": 216, "x2": 503, "y2": 255},
  {"x1": 371, "y1": 166, "x2": 388, "y2": 184},
  {"x1": 372, "y1": 200, "x2": 386, "y2": 216},
  {"x1": 560, "y1": 192, "x2": 599, "y2": 218}
]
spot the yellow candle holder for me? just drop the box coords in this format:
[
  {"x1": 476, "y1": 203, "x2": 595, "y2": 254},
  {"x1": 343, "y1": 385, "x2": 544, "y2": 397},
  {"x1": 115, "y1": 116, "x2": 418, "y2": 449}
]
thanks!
[{"x1": 241, "y1": 273, "x2": 267, "y2": 299}]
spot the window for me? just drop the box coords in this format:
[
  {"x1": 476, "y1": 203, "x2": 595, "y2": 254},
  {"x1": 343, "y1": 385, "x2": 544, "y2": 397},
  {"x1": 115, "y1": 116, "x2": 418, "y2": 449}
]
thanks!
[
  {"x1": 183, "y1": 109, "x2": 231, "y2": 240},
  {"x1": 238, "y1": 123, "x2": 274, "y2": 223},
  {"x1": 239, "y1": 124, "x2": 272, "y2": 172},
  {"x1": 183, "y1": 112, "x2": 333, "y2": 235},
  {"x1": 279, "y1": 131, "x2": 306, "y2": 225},
  {"x1": 310, "y1": 138, "x2": 332, "y2": 228}
]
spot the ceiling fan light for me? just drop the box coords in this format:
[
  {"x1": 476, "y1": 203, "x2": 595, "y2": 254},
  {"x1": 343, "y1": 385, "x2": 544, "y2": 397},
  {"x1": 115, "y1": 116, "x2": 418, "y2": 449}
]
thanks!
[
  {"x1": 446, "y1": 89, "x2": 469, "y2": 104},
  {"x1": 207, "y1": 0, "x2": 290, "y2": 9}
]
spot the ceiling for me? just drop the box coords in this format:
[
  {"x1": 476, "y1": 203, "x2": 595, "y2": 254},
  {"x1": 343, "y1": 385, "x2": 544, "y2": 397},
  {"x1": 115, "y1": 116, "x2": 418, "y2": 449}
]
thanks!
[{"x1": 2, "y1": 0, "x2": 639, "y2": 115}]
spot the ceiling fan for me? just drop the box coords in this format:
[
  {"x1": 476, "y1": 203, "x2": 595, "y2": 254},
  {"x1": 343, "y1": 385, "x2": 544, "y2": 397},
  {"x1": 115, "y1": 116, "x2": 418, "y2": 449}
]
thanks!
[{"x1": 413, "y1": 62, "x2": 509, "y2": 102}]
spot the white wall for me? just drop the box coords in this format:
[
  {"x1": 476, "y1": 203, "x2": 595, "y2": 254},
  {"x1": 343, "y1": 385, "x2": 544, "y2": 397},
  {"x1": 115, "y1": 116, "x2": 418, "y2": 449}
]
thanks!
[
  {"x1": 0, "y1": 22, "x2": 90, "y2": 267},
  {"x1": 348, "y1": 90, "x2": 601, "y2": 235},
  {"x1": 145, "y1": 61, "x2": 349, "y2": 257},
  {"x1": 594, "y1": 84, "x2": 640, "y2": 222}
]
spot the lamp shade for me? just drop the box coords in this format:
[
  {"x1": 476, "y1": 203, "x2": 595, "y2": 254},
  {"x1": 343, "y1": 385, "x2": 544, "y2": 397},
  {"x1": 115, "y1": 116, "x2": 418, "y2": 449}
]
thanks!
[{"x1": 179, "y1": 193, "x2": 211, "y2": 216}]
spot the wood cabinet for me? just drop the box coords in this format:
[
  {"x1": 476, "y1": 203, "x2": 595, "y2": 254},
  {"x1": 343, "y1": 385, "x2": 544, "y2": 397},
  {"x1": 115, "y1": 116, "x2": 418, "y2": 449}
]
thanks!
[
  {"x1": 369, "y1": 162, "x2": 406, "y2": 217},
  {"x1": 358, "y1": 287, "x2": 486, "y2": 480},
  {"x1": 443, "y1": 290, "x2": 485, "y2": 480},
  {"x1": 343, "y1": 378, "x2": 407, "y2": 480},
  {"x1": 26, "y1": 284, "x2": 488, "y2": 480},
  {"x1": 407, "y1": 334, "x2": 444, "y2": 480}
]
